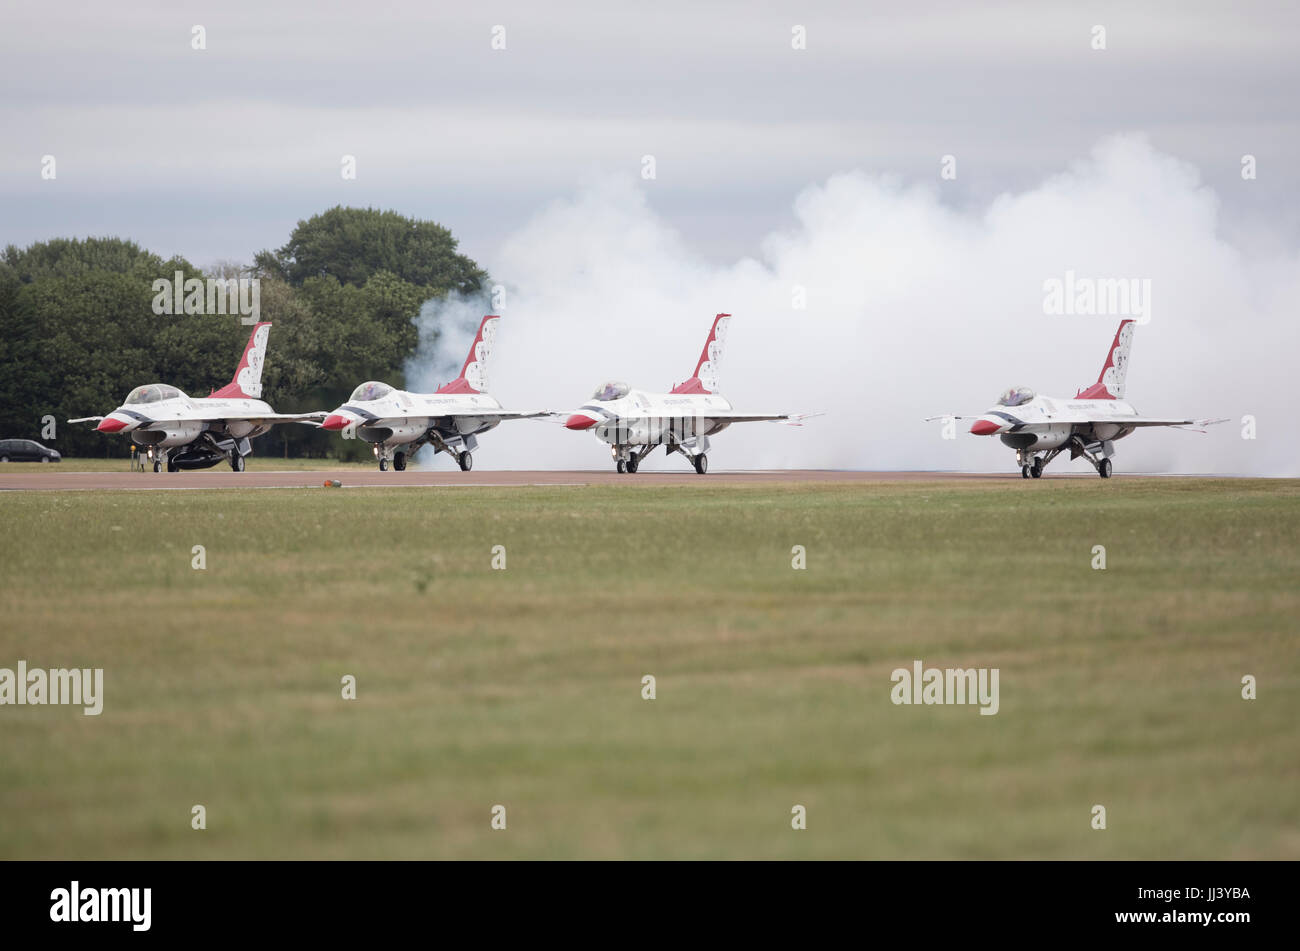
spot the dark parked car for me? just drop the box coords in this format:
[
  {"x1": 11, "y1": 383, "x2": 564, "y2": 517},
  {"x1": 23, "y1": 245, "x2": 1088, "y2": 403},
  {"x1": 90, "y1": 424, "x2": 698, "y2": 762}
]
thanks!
[{"x1": 0, "y1": 439, "x2": 61, "y2": 463}]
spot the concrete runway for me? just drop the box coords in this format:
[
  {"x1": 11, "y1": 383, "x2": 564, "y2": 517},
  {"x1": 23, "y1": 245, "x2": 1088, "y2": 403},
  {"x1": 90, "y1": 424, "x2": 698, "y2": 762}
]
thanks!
[{"x1": 0, "y1": 468, "x2": 1030, "y2": 492}]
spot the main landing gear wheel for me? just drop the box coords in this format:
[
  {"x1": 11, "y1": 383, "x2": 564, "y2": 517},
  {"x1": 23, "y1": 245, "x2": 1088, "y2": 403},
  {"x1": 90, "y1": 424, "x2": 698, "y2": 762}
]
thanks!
[
  {"x1": 616, "y1": 459, "x2": 626, "y2": 474},
  {"x1": 457, "y1": 451, "x2": 473, "y2": 472},
  {"x1": 230, "y1": 453, "x2": 245, "y2": 472},
  {"x1": 379, "y1": 457, "x2": 389, "y2": 472},
  {"x1": 625, "y1": 455, "x2": 639, "y2": 474},
  {"x1": 694, "y1": 453, "x2": 708, "y2": 475},
  {"x1": 1030, "y1": 460, "x2": 1042, "y2": 479},
  {"x1": 1099, "y1": 458, "x2": 1113, "y2": 479},
  {"x1": 167, "y1": 458, "x2": 178, "y2": 473},
  {"x1": 393, "y1": 451, "x2": 407, "y2": 472}
]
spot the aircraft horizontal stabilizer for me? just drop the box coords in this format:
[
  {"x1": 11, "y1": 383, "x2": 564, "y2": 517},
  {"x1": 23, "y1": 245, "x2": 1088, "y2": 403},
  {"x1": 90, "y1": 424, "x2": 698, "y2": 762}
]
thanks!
[
  {"x1": 1171, "y1": 417, "x2": 1230, "y2": 433},
  {"x1": 773, "y1": 413, "x2": 823, "y2": 426}
]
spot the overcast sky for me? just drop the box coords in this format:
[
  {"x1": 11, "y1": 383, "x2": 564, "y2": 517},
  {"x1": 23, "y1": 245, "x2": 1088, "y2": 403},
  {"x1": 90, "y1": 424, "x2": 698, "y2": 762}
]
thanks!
[
  {"x1": 3, "y1": 0, "x2": 1297, "y2": 265},
  {"x1": 2, "y1": 1, "x2": 1297, "y2": 473}
]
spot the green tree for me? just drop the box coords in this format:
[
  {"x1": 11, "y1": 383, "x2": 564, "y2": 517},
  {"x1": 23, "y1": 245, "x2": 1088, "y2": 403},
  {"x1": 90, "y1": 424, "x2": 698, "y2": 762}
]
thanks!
[
  {"x1": 2, "y1": 237, "x2": 172, "y2": 283},
  {"x1": 1, "y1": 210, "x2": 484, "y2": 459},
  {"x1": 0, "y1": 238, "x2": 240, "y2": 457},
  {"x1": 254, "y1": 206, "x2": 486, "y2": 294}
]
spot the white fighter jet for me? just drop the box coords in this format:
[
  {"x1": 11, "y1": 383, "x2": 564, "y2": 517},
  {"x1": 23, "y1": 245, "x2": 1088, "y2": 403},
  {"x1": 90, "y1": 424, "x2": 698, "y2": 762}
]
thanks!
[
  {"x1": 931, "y1": 319, "x2": 1225, "y2": 479},
  {"x1": 321, "y1": 315, "x2": 546, "y2": 471},
  {"x1": 562, "y1": 313, "x2": 808, "y2": 474},
  {"x1": 69, "y1": 322, "x2": 325, "y2": 472}
]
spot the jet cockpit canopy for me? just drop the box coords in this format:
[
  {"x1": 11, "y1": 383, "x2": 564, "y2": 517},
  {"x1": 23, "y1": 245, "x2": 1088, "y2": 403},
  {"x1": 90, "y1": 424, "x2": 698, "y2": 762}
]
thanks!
[
  {"x1": 350, "y1": 381, "x2": 393, "y2": 402},
  {"x1": 591, "y1": 381, "x2": 630, "y2": 401},
  {"x1": 997, "y1": 386, "x2": 1035, "y2": 407},
  {"x1": 124, "y1": 384, "x2": 183, "y2": 405}
]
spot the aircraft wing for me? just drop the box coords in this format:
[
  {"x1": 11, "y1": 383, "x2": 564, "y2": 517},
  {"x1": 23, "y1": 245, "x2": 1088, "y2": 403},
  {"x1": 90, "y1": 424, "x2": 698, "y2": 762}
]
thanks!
[
  {"x1": 365, "y1": 409, "x2": 552, "y2": 425},
  {"x1": 1108, "y1": 416, "x2": 1229, "y2": 431},
  {"x1": 470, "y1": 410, "x2": 552, "y2": 420},
  {"x1": 217, "y1": 412, "x2": 330, "y2": 427},
  {"x1": 588, "y1": 411, "x2": 818, "y2": 426},
  {"x1": 925, "y1": 413, "x2": 1226, "y2": 433},
  {"x1": 1042, "y1": 409, "x2": 1228, "y2": 431},
  {"x1": 705, "y1": 412, "x2": 819, "y2": 425}
]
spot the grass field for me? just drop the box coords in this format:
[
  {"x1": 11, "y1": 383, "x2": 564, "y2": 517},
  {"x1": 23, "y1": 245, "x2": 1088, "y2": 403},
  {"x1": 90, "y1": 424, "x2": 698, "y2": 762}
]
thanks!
[{"x1": 1, "y1": 478, "x2": 1296, "y2": 859}]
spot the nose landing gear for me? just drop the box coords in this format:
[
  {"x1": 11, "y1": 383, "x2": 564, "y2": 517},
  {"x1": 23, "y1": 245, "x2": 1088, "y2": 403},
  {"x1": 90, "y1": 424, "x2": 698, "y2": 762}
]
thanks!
[{"x1": 1018, "y1": 453, "x2": 1045, "y2": 479}]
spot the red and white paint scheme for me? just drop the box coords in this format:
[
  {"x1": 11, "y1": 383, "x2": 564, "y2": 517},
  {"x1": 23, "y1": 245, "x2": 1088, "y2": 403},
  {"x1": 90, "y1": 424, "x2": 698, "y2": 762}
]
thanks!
[
  {"x1": 930, "y1": 319, "x2": 1224, "y2": 479},
  {"x1": 320, "y1": 315, "x2": 545, "y2": 471},
  {"x1": 563, "y1": 313, "x2": 809, "y2": 474},
  {"x1": 69, "y1": 322, "x2": 326, "y2": 472}
]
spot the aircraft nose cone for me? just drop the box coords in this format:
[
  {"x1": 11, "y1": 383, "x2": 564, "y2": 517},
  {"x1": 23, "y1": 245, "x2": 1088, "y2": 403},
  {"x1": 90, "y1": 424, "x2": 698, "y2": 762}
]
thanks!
[
  {"x1": 969, "y1": 418, "x2": 1002, "y2": 436},
  {"x1": 564, "y1": 413, "x2": 598, "y2": 431},
  {"x1": 96, "y1": 417, "x2": 129, "y2": 433},
  {"x1": 322, "y1": 414, "x2": 350, "y2": 431}
]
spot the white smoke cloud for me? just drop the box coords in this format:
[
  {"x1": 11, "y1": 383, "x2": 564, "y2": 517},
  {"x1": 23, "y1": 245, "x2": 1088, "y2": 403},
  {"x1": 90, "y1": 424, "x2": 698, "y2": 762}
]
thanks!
[{"x1": 407, "y1": 136, "x2": 1299, "y2": 475}]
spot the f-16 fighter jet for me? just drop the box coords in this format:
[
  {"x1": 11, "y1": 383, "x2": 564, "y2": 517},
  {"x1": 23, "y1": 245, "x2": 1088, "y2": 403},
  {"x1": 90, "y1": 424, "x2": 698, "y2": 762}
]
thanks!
[
  {"x1": 931, "y1": 319, "x2": 1224, "y2": 478},
  {"x1": 563, "y1": 313, "x2": 809, "y2": 474},
  {"x1": 321, "y1": 315, "x2": 546, "y2": 471},
  {"x1": 70, "y1": 322, "x2": 324, "y2": 472}
]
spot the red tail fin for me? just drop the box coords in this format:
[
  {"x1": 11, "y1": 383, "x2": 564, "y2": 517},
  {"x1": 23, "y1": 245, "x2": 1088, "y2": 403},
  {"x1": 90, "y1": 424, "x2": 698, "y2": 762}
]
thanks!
[
  {"x1": 209, "y1": 322, "x2": 270, "y2": 399},
  {"x1": 670, "y1": 313, "x2": 730, "y2": 395},
  {"x1": 436, "y1": 315, "x2": 498, "y2": 395},
  {"x1": 1076, "y1": 319, "x2": 1135, "y2": 400}
]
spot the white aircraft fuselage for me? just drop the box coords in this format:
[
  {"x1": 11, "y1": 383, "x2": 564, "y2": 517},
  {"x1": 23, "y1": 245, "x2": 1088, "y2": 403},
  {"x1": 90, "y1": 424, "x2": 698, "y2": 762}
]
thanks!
[
  {"x1": 968, "y1": 394, "x2": 1144, "y2": 450},
  {"x1": 565, "y1": 388, "x2": 739, "y2": 449},
  {"x1": 98, "y1": 394, "x2": 281, "y2": 446},
  {"x1": 324, "y1": 387, "x2": 510, "y2": 451}
]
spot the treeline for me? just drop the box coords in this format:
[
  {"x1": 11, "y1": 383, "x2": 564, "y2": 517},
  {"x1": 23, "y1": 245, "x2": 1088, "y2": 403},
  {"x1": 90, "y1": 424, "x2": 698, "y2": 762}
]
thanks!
[{"x1": 0, "y1": 207, "x2": 485, "y2": 458}]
